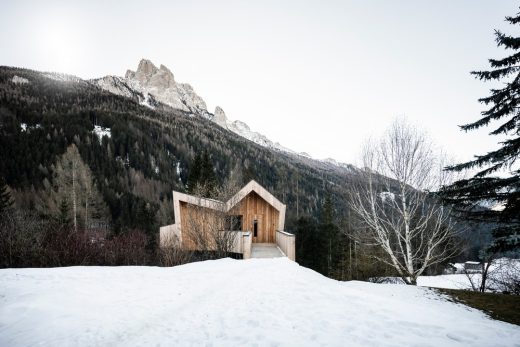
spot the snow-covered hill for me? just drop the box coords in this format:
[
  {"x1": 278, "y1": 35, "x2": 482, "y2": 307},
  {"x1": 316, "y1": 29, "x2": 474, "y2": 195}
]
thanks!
[{"x1": 1, "y1": 258, "x2": 518, "y2": 346}]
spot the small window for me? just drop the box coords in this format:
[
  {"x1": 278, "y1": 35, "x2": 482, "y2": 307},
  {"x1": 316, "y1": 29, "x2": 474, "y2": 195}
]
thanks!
[
  {"x1": 253, "y1": 220, "x2": 258, "y2": 237},
  {"x1": 225, "y1": 215, "x2": 243, "y2": 231}
]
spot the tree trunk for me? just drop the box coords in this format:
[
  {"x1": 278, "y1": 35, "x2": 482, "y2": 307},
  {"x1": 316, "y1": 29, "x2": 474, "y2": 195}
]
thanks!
[{"x1": 72, "y1": 160, "x2": 77, "y2": 233}]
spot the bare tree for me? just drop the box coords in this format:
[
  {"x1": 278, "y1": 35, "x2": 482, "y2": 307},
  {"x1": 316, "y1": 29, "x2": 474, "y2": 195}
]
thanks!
[
  {"x1": 347, "y1": 119, "x2": 460, "y2": 285},
  {"x1": 488, "y1": 258, "x2": 520, "y2": 294},
  {"x1": 0, "y1": 209, "x2": 46, "y2": 267},
  {"x1": 183, "y1": 174, "x2": 244, "y2": 260},
  {"x1": 463, "y1": 258, "x2": 494, "y2": 292},
  {"x1": 160, "y1": 242, "x2": 193, "y2": 266},
  {"x1": 464, "y1": 257, "x2": 520, "y2": 294},
  {"x1": 38, "y1": 144, "x2": 108, "y2": 231}
]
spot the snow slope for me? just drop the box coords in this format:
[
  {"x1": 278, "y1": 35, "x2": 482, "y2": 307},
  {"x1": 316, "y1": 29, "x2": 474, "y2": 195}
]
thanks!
[
  {"x1": 1, "y1": 258, "x2": 519, "y2": 346},
  {"x1": 418, "y1": 274, "x2": 475, "y2": 290},
  {"x1": 413, "y1": 259, "x2": 520, "y2": 291}
]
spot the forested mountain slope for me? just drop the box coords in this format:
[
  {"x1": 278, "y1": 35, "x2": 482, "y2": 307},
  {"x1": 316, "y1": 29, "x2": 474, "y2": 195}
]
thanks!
[{"x1": 0, "y1": 66, "x2": 354, "y2": 234}]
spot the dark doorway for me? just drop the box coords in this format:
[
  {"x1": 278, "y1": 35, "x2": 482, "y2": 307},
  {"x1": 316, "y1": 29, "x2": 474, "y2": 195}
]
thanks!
[{"x1": 253, "y1": 220, "x2": 258, "y2": 237}]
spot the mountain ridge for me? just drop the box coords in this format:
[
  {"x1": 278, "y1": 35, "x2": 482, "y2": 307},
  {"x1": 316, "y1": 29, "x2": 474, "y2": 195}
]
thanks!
[
  {"x1": 0, "y1": 64, "x2": 357, "y2": 232},
  {"x1": 92, "y1": 58, "x2": 353, "y2": 167}
]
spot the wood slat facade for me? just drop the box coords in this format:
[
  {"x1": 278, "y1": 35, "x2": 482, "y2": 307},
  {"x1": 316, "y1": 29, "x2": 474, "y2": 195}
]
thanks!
[
  {"x1": 230, "y1": 191, "x2": 279, "y2": 243},
  {"x1": 161, "y1": 180, "x2": 288, "y2": 253}
]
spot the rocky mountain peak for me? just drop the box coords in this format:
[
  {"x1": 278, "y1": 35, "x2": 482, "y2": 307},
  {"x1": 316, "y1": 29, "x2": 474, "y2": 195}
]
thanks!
[
  {"x1": 93, "y1": 58, "x2": 308, "y2": 158},
  {"x1": 136, "y1": 59, "x2": 158, "y2": 76},
  {"x1": 119, "y1": 59, "x2": 206, "y2": 115},
  {"x1": 213, "y1": 106, "x2": 228, "y2": 128}
]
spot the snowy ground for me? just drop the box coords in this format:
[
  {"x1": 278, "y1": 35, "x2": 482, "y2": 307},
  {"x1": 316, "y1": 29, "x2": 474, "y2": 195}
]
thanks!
[
  {"x1": 414, "y1": 259, "x2": 520, "y2": 291},
  {"x1": 417, "y1": 274, "x2": 475, "y2": 290},
  {"x1": 1, "y1": 259, "x2": 519, "y2": 347}
]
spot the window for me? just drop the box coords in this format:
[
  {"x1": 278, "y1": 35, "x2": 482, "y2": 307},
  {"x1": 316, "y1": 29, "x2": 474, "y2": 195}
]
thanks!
[
  {"x1": 253, "y1": 220, "x2": 258, "y2": 237},
  {"x1": 225, "y1": 215, "x2": 243, "y2": 231}
]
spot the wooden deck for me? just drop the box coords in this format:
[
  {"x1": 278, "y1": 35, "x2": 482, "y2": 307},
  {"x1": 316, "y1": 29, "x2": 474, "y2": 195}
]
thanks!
[{"x1": 250, "y1": 243, "x2": 285, "y2": 258}]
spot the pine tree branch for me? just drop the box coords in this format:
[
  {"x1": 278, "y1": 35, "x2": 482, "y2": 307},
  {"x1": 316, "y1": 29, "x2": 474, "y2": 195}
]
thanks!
[
  {"x1": 471, "y1": 66, "x2": 520, "y2": 81},
  {"x1": 489, "y1": 52, "x2": 520, "y2": 68},
  {"x1": 495, "y1": 30, "x2": 520, "y2": 50}
]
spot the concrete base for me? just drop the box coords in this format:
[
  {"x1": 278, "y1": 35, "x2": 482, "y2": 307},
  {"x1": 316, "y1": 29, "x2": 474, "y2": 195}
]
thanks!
[{"x1": 251, "y1": 243, "x2": 284, "y2": 258}]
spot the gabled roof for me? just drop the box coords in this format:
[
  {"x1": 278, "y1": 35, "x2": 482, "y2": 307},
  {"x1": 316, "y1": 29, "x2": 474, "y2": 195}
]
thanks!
[
  {"x1": 225, "y1": 180, "x2": 285, "y2": 212},
  {"x1": 173, "y1": 180, "x2": 285, "y2": 213},
  {"x1": 172, "y1": 180, "x2": 286, "y2": 232}
]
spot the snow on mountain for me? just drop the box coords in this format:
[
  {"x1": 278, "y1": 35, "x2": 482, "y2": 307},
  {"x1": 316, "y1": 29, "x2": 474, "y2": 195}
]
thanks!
[
  {"x1": 91, "y1": 59, "x2": 355, "y2": 170},
  {"x1": 91, "y1": 75, "x2": 136, "y2": 99},
  {"x1": 42, "y1": 72, "x2": 83, "y2": 83},
  {"x1": 1, "y1": 258, "x2": 518, "y2": 346},
  {"x1": 90, "y1": 75, "x2": 159, "y2": 110},
  {"x1": 124, "y1": 59, "x2": 211, "y2": 117},
  {"x1": 11, "y1": 75, "x2": 29, "y2": 84},
  {"x1": 92, "y1": 125, "x2": 111, "y2": 144},
  {"x1": 211, "y1": 106, "x2": 299, "y2": 154},
  {"x1": 91, "y1": 59, "x2": 299, "y2": 153}
]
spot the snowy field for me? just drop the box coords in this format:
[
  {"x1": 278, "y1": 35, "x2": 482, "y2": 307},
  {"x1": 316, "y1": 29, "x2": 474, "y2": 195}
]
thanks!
[
  {"x1": 1, "y1": 259, "x2": 519, "y2": 347},
  {"x1": 414, "y1": 259, "x2": 520, "y2": 291},
  {"x1": 417, "y1": 274, "x2": 476, "y2": 290}
]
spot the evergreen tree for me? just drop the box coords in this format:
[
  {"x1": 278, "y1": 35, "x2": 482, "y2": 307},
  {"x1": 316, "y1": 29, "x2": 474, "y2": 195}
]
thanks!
[
  {"x1": 442, "y1": 10, "x2": 520, "y2": 254},
  {"x1": 0, "y1": 177, "x2": 13, "y2": 214},
  {"x1": 200, "y1": 150, "x2": 217, "y2": 193},
  {"x1": 58, "y1": 198, "x2": 71, "y2": 225},
  {"x1": 294, "y1": 217, "x2": 327, "y2": 274},
  {"x1": 136, "y1": 201, "x2": 158, "y2": 249},
  {"x1": 187, "y1": 150, "x2": 217, "y2": 196},
  {"x1": 318, "y1": 192, "x2": 341, "y2": 276},
  {"x1": 320, "y1": 192, "x2": 334, "y2": 225},
  {"x1": 187, "y1": 152, "x2": 202, "y2": 192}
]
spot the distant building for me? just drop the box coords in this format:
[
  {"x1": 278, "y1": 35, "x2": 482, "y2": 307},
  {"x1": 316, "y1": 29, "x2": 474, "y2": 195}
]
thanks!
[{"x1": 464, "y1": 261, "x2": 481, "y2": 273}]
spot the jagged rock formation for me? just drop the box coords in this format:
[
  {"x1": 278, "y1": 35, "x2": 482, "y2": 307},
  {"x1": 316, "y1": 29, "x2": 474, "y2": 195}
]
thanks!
[
  {"x1": 92, "y1": 59, "x2": 353, "y2": 168},
  {"x1": 124, "y1": 59, "x2": 210, "y2": 117},
  {"x1": 90, "y1": 75, "x2": 160, "y2": 109},
  {"x1": 213, "y1": 106, "x2": 228, "y2": 128},
  {"x1": 92, "y1": 58, "x2": 298, "y2": 153}
]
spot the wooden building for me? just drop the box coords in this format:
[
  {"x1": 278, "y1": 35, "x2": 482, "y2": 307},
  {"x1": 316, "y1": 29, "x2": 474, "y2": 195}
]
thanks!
[{"x1": 160, "y1": 180, "x2": 295, "y2": 260}]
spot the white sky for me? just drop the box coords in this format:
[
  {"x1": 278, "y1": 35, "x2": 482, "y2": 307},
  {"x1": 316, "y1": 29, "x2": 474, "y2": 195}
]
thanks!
[{"x1": 0, "y1": 0, "x2": 518, "y2": 165}]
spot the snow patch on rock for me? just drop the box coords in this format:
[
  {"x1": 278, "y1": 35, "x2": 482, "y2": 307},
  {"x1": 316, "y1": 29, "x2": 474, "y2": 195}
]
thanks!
[
  {"x1": 92, "y1": 59, "x2": 357, "y2": 172},
  {"x1": 43, "y1": 72, "x2": 83, "y2": 83},
  {"x1": 124, "y1": 59, "x2": 210, "y2": 117},
  {"x1": 12, "y1": 75, "x2": 29, "y2": 84},
  {"x1": 90, "y1": 75, "x2": 156, "y2": 110},
  {"x1": 20, "y1": 123, "x2": 42, "y2": 132},
  {"x1": 92, "y1": 125, "x2": 111, "y2": 143}
]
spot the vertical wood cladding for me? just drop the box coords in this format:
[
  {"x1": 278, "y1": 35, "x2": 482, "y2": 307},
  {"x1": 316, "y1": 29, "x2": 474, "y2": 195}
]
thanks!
[
  {"x1": 179, "y1": 191, "x2": 280, "y2": 246},
  {"x1": 234, "y1": 191, "x2": 279, "y2": 243}
]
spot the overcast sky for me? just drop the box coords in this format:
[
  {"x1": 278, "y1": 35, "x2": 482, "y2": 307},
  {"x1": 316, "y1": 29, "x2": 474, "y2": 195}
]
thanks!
[{"x1": 1, "y1": 0, "x2": 518, "y2": 165}]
